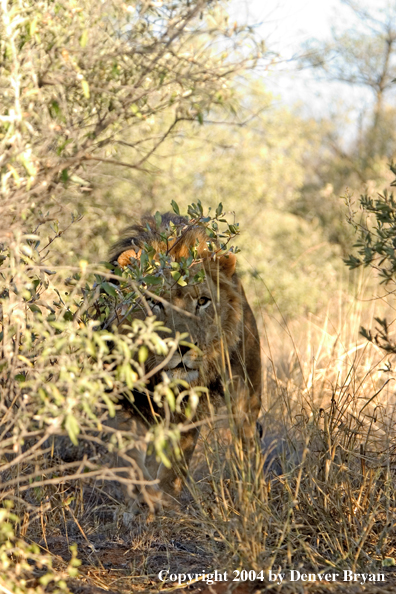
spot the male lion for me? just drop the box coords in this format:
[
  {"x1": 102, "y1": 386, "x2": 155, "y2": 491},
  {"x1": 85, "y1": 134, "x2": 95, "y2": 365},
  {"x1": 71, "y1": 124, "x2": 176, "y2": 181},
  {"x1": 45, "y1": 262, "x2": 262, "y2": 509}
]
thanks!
[{"x1": 107, "y1": 212, "x2": 261, "y2": 509}]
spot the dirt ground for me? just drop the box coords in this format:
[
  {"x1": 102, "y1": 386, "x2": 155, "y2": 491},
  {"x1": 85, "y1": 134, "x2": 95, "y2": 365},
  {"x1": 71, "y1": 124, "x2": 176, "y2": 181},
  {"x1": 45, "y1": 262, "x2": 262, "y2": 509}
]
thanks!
[
  {"x1": 22, "y1": 431, "x2": 396, "y2": 594},
  {"x1": 34, "y1": 515, "x2": 396, "y2": 594}
]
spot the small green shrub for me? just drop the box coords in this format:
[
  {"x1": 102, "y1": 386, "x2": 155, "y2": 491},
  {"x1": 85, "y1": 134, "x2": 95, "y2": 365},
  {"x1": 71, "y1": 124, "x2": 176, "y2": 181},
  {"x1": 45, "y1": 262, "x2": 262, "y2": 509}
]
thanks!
[{"x1": 345, "y1": 162, "x2": 396, "y2": 353}]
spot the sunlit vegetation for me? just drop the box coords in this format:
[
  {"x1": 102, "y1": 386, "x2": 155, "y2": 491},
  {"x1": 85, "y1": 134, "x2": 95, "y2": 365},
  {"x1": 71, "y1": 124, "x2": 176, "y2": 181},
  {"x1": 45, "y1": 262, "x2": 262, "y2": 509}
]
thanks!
[{"x1": 1, "y1": 0, "x2": 396, "y2": 592}]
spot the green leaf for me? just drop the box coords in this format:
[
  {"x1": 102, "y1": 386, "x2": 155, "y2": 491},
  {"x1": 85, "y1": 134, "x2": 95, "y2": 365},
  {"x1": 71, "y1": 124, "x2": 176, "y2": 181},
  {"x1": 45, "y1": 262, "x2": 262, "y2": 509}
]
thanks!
[
  {"x1": 61, "y1": 168, "x2": 69, "y2": 183},
  {"x1": 81, "y1": 80, "x2": 90, "y2": 98},
  {"x1": 101, "y1": 262, "x2": 116, "y2": 270},
  {"x1": 143, "y1": 275, "x2": 163, "y2": 285},
  {"x1": 49, "y1": 100, "x2": 61, "y2": 118},
  {"x1": 171, "y1": 200, "x2": 180, "y2": 215},
  {"x1": 171, "y1": 271, "x2": 187, "y2": 286},
  {"x1": 65, "y1": 414, "x2": 80, "y2": 446},
  {"x1": 29, "y1": 304, "x2": 42, "y2": 314},
  {"x1": 140, "y1": 251, "x2": 148, "y2": 269},
  {"x1": 102, "y1": 282, "x2": 117, "y2": 297},
  {"x1": 154, "y1": 211, "x2": 162, "y2": 227},
  {"x1": 139, "y1": 345, "x2": 148, "y2": 363},
  {"x1": 80, "y1": 29, "x2": 88, "y2": 48},
  {"x1": 102, "y1": 394, "x2": 116, "y2": 418},
  {"x1": 193, "y1": 269, "x2": 206, "y2": 283},
  {"x1": 165, "y1": 387, "x2": 175, "y2": 412},
  {"x1": 171, "y1": 271, "x2": 181, "y2": 282},
  {"x1": 64, "y1": 310, "x2": 73, "y2": 321},
  {"x1": 130, "y1": 103, "x2": 142, "y2": 117},
  {"x1": 29, "y1": 16, "x2": 38, "y2": 36}
]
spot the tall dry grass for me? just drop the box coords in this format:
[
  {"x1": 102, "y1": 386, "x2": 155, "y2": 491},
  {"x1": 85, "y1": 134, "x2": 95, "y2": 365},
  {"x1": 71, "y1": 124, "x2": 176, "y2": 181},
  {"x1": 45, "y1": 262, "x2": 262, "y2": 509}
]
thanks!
[
  {"x1": 2, "y1": 232, "x2": 396, "y2": 592},
  {"x1": 181, "y1": 271, "x2": 396, "y2": 576}
]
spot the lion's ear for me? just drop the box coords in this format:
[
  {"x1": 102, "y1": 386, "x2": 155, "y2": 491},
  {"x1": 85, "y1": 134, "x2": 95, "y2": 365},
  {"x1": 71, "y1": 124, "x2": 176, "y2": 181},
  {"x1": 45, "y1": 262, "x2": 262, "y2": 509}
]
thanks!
[
  {"x1": 117, "y1": 248, "x2": 141, "y2": 267},
  {"x1": 219, "y1": 252, "x2": 237, "y2": 277}
]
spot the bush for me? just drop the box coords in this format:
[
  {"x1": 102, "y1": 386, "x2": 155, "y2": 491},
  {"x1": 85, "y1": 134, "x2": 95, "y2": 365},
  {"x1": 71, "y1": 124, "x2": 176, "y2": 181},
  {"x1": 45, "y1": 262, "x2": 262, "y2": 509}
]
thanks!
[
  {"x1": 0, "y1": 0, "x2": 259, "y2": 237},
  {"x1": 345, "y1": 162, "x2": 396, "y2": 353},
  {"x1": 0, "y1": 0, "x2": 261, "y2": 587}
]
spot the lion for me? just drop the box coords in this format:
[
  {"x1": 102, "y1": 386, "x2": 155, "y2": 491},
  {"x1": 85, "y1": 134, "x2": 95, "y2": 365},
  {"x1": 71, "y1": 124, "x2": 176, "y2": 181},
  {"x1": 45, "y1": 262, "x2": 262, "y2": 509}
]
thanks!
[{"x1": 107, "y1": 212, "x2": 262, "y2": 509}]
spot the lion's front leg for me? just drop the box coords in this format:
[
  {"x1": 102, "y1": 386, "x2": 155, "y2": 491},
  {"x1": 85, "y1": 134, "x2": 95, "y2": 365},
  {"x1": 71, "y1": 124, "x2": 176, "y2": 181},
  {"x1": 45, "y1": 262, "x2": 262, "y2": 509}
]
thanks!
[
  {"x1": 105, "y1": 410, "x2": 167, "y2": 512},
  {"x1": 157, "y1": 425, "x2": 200, "y2": 497}
]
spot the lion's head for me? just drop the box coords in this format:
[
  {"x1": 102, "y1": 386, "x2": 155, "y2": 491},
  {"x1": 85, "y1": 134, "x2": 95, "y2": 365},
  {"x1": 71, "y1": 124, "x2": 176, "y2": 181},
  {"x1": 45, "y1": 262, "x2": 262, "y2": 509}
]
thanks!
[{"x1": 109, "y1": 213, "x2": 244, "y2": 390}]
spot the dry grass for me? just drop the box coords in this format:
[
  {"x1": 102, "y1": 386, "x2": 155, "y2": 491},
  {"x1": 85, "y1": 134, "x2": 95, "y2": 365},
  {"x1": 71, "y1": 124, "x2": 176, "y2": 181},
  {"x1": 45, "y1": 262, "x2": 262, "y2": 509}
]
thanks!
[{"x1": 4, "y1": 270, "x2": 396, "y2": 593}]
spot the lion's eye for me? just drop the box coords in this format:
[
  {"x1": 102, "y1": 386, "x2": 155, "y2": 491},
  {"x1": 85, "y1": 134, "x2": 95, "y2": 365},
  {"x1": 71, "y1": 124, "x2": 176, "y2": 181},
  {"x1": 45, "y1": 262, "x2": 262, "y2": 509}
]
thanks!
[{"x1": 197, "y1": 296, "x2": 211, "y2": 309}]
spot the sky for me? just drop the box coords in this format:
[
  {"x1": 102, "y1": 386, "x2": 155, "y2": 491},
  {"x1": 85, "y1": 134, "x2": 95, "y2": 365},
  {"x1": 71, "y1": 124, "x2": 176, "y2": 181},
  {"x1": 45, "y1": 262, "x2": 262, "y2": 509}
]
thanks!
[
  {"x1": 232, "y1": 0, "x2": 340, "y2": 57},
  {"x1": 229, "y1": 0, "x2": 391, "y2": 120}
]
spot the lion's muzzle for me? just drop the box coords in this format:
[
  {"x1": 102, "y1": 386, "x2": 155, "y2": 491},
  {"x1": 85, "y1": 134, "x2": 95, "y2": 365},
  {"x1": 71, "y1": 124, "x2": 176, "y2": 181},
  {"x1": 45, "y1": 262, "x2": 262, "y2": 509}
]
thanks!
[{"x1": 159, "y1": 344, "x2": 201, "y2": 383}]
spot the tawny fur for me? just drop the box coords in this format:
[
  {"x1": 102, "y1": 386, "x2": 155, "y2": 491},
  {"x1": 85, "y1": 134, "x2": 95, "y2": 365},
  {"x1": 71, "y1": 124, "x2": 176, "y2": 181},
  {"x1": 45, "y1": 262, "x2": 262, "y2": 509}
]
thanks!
[{"x1": 107, "y1": 213, "x2": 262, "y2": 509}]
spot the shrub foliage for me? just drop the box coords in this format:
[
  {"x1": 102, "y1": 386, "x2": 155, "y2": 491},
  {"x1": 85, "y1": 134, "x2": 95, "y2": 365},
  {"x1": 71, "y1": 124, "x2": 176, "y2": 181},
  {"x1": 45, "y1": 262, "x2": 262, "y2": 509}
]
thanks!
[{"x1": 345, "y1": 163, "x2": 396, "y2": 353}]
